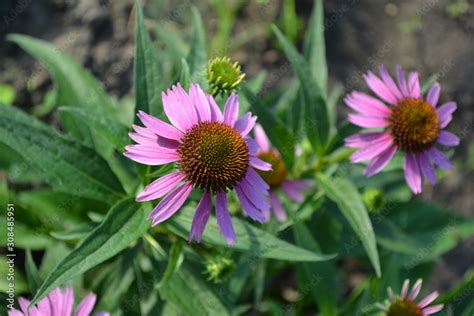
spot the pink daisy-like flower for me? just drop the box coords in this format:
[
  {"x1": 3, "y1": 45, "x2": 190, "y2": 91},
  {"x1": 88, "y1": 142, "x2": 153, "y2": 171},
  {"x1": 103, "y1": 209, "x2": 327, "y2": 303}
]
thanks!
[
  {"x1": 376, "y1": 279, "x2": 444, "y2": 316},
  {"x1": 345, "y1": 66, "x2": 459, "y2": 194},
  {"x1": 8, "y1": 287, "x2": 109, "y2": 316},
  {"x1": 124, "y1": 83, "x2": 271, "y2": 245},
  {"x1": 253, "y1": 124, "x2": 313, "y2": 222}
]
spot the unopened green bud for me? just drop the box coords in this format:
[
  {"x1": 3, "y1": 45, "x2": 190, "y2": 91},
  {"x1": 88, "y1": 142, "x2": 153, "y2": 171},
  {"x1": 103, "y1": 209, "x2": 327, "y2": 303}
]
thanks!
[
  {"x1": 362, "y1": 188, "x2": 385, "y2": 212},
  {"x1": 206, "y1": 56, "x2": 245, "y2": 96}
]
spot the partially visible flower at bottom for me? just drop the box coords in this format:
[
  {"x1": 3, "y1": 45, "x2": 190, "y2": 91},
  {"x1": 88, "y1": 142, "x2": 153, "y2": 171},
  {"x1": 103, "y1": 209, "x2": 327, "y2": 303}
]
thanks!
[
  {"x1": 376, "y1": 279, "x2": 444, "y2": 316},
  {"x1": 8, "y1": 287, "x2": 109, "y2": 316},
  {"x1": 253, "y1": 124, "x2": 313, "y2": 222},
  {"x1": 345, "y1": 66, "x2": 459, "y2": 194}
]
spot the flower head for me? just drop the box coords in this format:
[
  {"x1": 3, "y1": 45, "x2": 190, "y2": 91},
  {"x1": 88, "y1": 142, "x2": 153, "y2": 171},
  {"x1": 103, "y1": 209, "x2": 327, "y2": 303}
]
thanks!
[
  {"x1": 377, "y1": 279, "x2": 444, "y2": 316},
  {"x1": 125, "y1": 83, "x2": 271, "y2": 245},
  {"x1": 253, "y1": 124, "x2": 312, "y2": 222},
  {"x1": 8, "y1": 287, "x2": 109, "y2": 316},
  {"x1": 206, "y1": 56, "x2": 245, "y2": 96},
  {"x1": 345, "y1": 66, "x2": 459, "y2": 194}
]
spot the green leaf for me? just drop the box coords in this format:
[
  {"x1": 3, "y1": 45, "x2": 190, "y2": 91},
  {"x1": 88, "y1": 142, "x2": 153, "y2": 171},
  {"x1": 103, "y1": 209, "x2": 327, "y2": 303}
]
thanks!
[
  {"x1": 0, "y1": 104, "x2": 125, "y2": 204},
  {"x1": 272, "y1": 25, "x2": 330, "y2": 155},
  {"x1": 8, "y1": 35, "x2": 115, "y2": 112},
  {"x1": 187, "y1": 7, "x2": 207, "y2": 81},
  {"x1": 166, "y1": 207, "x2": 334, "y2": 262},
  {"x1": 241, "y1": 86, "x2": 295, "y2": 166},
  {"x1": 134, "y1": 2, "x2": 164, "y2": 117},
  {"x1": 159, "y1": 263, "x2": 230, "y2": 316},
  {"x1": 30, "y1": 198, "x2": 147, "y2": 306},
  {"x1": 316, "y1": 174, "x2": 381, "y2": 276},
  {"x1": 303, "y1": 0, "x2": 327, "y2": 95},
  {"x1": 158, "y1": 240, "x2": 184, "y2": 288},
  {"x1": 179, "y1": 59, "x2": 191, "y2": 91},
  {"x1": 25, "y1": 250, "x2": 43, "y2": 294},
  {"x1": 293, "y1": 222, "x2": 338, "y2": 316},
  {"x1": 58, "y1": 107, "x2": 130, "y2": 149}
]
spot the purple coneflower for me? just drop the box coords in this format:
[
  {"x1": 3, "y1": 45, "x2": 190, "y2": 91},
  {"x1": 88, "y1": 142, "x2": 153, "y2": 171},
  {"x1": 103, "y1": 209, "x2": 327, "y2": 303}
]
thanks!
[
  {"x1": 8, "y1": 287, "x2": 109, "y2": 316},
  {"x1": 345, "y1": 66, "x2": 459, "y2": 194},
  {"x1": 253, "y1": 124, "x2": 312, "y2": 222},
  {"x1": 377, "y1": 279, "x2": 444, "y2": 316},
  {"x1": 125, "y1": 83, "x2": 271, "y2": 244}
]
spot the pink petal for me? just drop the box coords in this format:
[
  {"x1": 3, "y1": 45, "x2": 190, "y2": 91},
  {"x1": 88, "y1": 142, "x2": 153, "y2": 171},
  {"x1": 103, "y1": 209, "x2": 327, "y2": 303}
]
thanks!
[
  {"x1": 148, "y1": 183, "x2": 193, "y2": 226},
  {"x1": 437, "y1": 102, "x2": 457, "y2": 128},
  {"x1": 401, "y1": 279, "x2": 410, "y2": 299},
  {"x1": 250, "y1": 156, "x2": 272, "y2": 171},
  {"x1": 418, "y1": 291, "x2": 439, "y2": 308},
  {"x1": 364, "y1": 71, "x2": 397, "y2": 105},
  {"x1": 157, "y1": 136, "x2": 180, "y2": 150},
  {"x1": 75, "y1": 293, "x2": 97, "y2": 316},
  {"x1": 245, "y1": 168, "x2": 270, "y2": 193},
  {"x1": 7, "y1": 309, "x2": 24, "y2": 316},
  {"x1": 422, "y1": 304, "x2": 444, "y2": 315},
  {"x1": 235, "y1": 185, "x2": 266, "y2": 223},
  {"x1": 246, "y1": 137, "x2": 259, "y2": 155},
  {"x1": 418, "y1": 152, "x2": 436, "y2": 185},
  {"x1": 254, "y1": 124, "x2": 270, "y2": 152},
  {"x1": 216, "y1": 191, "x2": 236, "y2": 245},
  {"x1": 408, "y1": 71, "x2": 421, "y2": 99},
  {"x1": 283, "y1": 180, "x2": 313, "y2": 191},
  {"x1": 137, "y1": 111, "x2": 183, "y2": 140},
  {"x1": 128, "y1": 132, "x2": 156, "y2": 145},
  {"x1": 189, "y1": 83, "x2": 211, "y2": 122},
  {"x1": 136, "y1": 172, "x2": 186, "y2": 202},
  {"x1": 427, "y1": 147, "x2": 452, "y2": 170},
  {"x1": 396, "y1": 66, "x2": 409, "y2": 97},
  {"x1": 364, "y1": 144, "x2": 397, "y2": 177},
  {"x1": 404, "y1": 153, "x2": 422, "y2": 194},
  {"x1": 123, "y1": 151, "x2": 180, "y2": 166},
  {"x1": 223, "y1": 93, "x2": 239, "y2": 126},
  {"x1": 189, "y1": 191, "x2": 212, "y2": 242},
  {"x1": 350, "y1": 134, "x2": 393, "y2": 163},
  {"x1": 207, "y1": 95, "x2": 223, "y2": 122},
  {"x1": 281, "y1": 181, "x2": 305, "y2": 203},
  {"x1": 345, "y1": 93, "x2": 391, "y2": 118},
  {"x1": 345, "y1": 132, "x2": 388, "y2": 149},
  {"x1": 348, "y1": 114, "x2": 390, "y2": 128},
  {"x1": 426, "y1": 83, "x2": 441, "y2": 107},
  {"x1": 62, "y1": 287, "x2": 74, "y2": 316},
  {"x1": 47, "y1": 288, "x2": 63, "y2": 316},
  {"x1": 379, "y1": 65, "x2": 402, "y2": 100},
  {"x1": 162, "y1": 84, "x2": 198, "y2": 132},
  {"x1": 240, "y1": 177, "x2": 271, "y2": 211},
  {"x1": 437, "y1": 131, "x2": 460, "y2": 147},
  {"x1": 234, "y1": 113, "x2": 257, "y2": 137},
  {"x1": 408, "y1": 279, "x2": 423, "y2": 301},
  {"x1": 18, "y1": 297, "x2": 31, "y2": 314},
  {"x1": 269, "y1": 192, "x2": 288, "y2": 222}
]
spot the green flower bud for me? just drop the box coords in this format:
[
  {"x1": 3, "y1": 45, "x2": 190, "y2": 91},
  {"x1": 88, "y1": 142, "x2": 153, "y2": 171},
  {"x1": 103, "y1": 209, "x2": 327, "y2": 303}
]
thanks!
[
  {"x1": 204, "y1": 254, "x2": 235, "y2": 283},
  {"x1": 362, "y1": 188, "x2": 385, "y2": 212},
  {"x1": 206, "y1": 57, "x2": 245, "y2": 96}
]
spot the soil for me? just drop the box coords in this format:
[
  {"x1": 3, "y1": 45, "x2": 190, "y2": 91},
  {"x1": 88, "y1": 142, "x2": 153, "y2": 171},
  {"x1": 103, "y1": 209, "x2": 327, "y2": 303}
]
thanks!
[{"x1": 0, "y1": 0, "x2": 472, "y2": 295}]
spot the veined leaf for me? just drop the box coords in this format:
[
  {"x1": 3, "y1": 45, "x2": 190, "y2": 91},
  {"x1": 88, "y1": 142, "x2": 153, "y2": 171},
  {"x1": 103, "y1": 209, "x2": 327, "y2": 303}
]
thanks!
[
  {"x1": 25, "y1": 250, "x2": 43, "y2": 295},
  {"x1": 159, "y1": 263, "x2": 230, "y2": 316},
  {"x1": 187, "y1": 7, "x2": 207, "y2": 82},
  {"x1": 59, "y1": 107, "x2": 130, "y2": 149},
  {"x1": 241, "y1": 87, "x2": 295, "y2": 166},
  {"x1": 30, "y1": 198, "x2": 148, "y2": 306},
  {"x1": 135, "y1": 2, "x2": 164, "y2": 118},
  {"x1": 303, "y1": 0, "x2": 327, "y2": 95},
  {"x1": 272, "y1": 25, "x2": 330, "y2": 155},
  {"x1": 0, "y1": 104, "x2": 125, "y2": 203},
  {"x1": 8, "y1": 34, "x2": 116, "y2": 112},
  {"x1": 166, "y1": 207, "x2": 334, "y2": 262},
  {"x1": 316, "y1": 173, "x2": 381, "y2": 276}
]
